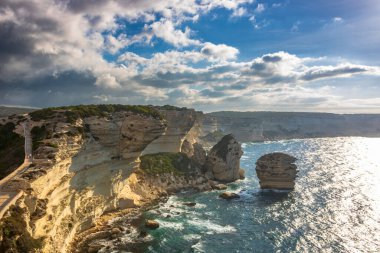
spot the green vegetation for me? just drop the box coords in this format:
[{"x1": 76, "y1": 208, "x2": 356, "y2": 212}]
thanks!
[
  {"x1": 0, "y1": 206, "x2": 44, "y2": 252},
  {"x1": 0, "y1": 122, "x2": 24, "y2": 179},
  {"x1": 140, "y1": 152, "x2": 195, "y2": 175},
  {"x1": 159, "y1": 105, "x2": 189, "y2": 111},
  {"x1": 29, "y1": 108, "x2": 57, "y2": 121},
  {"x1": 29, "y1": 104, "x2": 163, "y2": 122},
  {"x1": 31, "y1": 126, "x2": 48, "y2": 152}
]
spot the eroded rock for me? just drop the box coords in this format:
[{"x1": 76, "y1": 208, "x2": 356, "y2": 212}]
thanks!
[
  {"x1": 219, "y1": 192, "x2": 240, "y2": 200},
  {"x1": 213, "y1": 184, "x2": 227, "y2": 190},
  {"x1": 255, "y1": 152, "x2": 297, "y2": 190},
  {"x1": 145, "y1": 220, "x2": 159, "y2": 229},
  {"x1": 205, "y1": 134, "x2": 243, "y2": 182}
]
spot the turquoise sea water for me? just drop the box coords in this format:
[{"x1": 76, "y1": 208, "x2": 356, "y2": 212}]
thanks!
[{"x1": 140, "y1": 137, "x2": 380, "y2": 253}]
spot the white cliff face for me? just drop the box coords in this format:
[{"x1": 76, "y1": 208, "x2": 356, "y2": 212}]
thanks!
[
  {"x1": 0, "y1": 109, "x2": 169, "y2": 252},
  {"x1": 142, "y1": 109, "x2": 197, "y2": 155},
  {"x1": 0, "y1": 107, "x2": 207, "y2": 253},
  {"x1": 205, "y1": 134, "x2": 243, "y2": 183},
  {"x1": 200, "y1": 112, "x2": 380, "y2": 143}
]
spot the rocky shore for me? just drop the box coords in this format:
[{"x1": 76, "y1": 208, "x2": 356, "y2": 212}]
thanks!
[
  {"x1": 72, "y1": 134, "x2": 244, "y2": 252},
  {"x1": 0, "y1": 105, "x2": 244, "y2": 253}
]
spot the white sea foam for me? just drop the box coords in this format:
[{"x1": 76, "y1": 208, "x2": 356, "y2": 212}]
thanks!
[
  {"x1": 187, "y1": 219, "x2": 237, "y2": 234},
  {"x1": 156, "y1": 220, "x2": 185, "y2": 231},
  {"x1": 183, "y1": 234, "x2": 202, "y2": 241}
]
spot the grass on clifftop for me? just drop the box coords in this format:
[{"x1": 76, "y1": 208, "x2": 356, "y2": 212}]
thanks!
[
  {"x1": 140, "y1": 152, "x2": 195, "y2": 175},
  {"x1": 0, "y1": 122, "x2": 24, "y2": 179},
  {"x1": 29, "y1": 104, "x2": 163, "y2": 122}
]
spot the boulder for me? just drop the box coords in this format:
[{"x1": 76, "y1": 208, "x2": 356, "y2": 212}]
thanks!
[
  {"x1": 204, "y1": 134, "x2": 243, "y2": 182},
  {"x1": 213, "y1": 184, "x2": 227, "y2": 190},
  {"x1": 145, "y1": 219, "x2": 160, "y2": 229},
  {"x1": 219, "y1": 192, "x2": 240, "y2": 200},
  {"x1": 255, "y1": 152, "x2": 297, "y2": 190}
]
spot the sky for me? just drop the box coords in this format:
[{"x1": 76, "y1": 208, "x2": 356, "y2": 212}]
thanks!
[{"x1": 1, "y1": 0, "x2": 380, "y2": 113}]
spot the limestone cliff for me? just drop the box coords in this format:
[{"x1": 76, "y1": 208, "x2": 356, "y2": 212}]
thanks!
[
  {"x1": 0, "y1": 105, "x2": 206, "y2": 253},
  {"x1": 200, "y1": 111, "x2": 380, "y2": 143},
  {"x1": 204, "y1": 134, "x2": 243, "y2": 182}
]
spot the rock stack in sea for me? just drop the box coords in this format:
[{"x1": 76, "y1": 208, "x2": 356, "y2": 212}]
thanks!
[
  {"x1": 205, "y1": 134, "x2": 244, "y2": 182},
  {"x1": 255, "y1": 152, "x2": 297, "y2": 190}
]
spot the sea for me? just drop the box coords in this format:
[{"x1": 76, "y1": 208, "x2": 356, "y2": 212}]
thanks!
[{"x1": 138, "y1": 137, "x2": 380, "y2": 253}]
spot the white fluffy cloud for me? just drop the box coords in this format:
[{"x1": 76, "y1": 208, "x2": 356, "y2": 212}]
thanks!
[
  {"x1": 201, "y1": 43, "x2": 239, "y2": 61},
  {"x1": 1, "y1": 0, "x2": 380, "y2": 112},
  {"x1": 150, "y1": 19, "x2": 201, "y2": 47}
]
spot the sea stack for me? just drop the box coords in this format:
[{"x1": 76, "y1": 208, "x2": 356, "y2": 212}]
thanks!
[
  {"x1": 255, "y1": 152, "x2": 297, "y2": 190},
  {"x1": 205, "y1": 134, "x2": 243, "y2": 182}
]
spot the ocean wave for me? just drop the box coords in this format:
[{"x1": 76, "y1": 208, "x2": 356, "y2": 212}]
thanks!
[{"x1": 187, "y1": 219, "x2": 237, "y2": 234}]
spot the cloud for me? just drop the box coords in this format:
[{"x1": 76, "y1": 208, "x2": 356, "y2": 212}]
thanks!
[
  {"x1": 301, "y1": 65, "x2": 369, "y2": 81},
  {"x1": 150, "y1": 19, "x2": 201, "y2": 47},
  {"x1": 255, "y1": 3, "x2": 265, "y2": 13},
  {"x1": 201, "y1": 43, "x2": 239, "y2": 61},
  {"x1": 333, "y1": 17, "x2": 344, "y2": 23},
  {"x1": 95, "y1": 74, "x2": 121, "y2": 88},
  {"x1": 232, "y1": 7, "x2": 248, "y2": 17},
  {"x1": 1, "y1": 0, "x2": 380, "y2": 112}
]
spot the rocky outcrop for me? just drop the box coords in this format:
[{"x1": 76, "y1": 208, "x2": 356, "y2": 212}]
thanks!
[
  {"x1": 219, "y1": 192, "x2": 240, "y2": 200},
  {"x1": 180, "y1": 139, "x2": 194, "y2": 157},
  {"x1": 0, "y1": 105, "x2": 208, "y2": 253},
  {"x1": 145, "y1": 220, "x2": 159, "y2": 229},
  {"x1": 192, "y1": 143, "x2": 206, "y2": 166},
  {"x1": 142, "y1": 108, "x2": 197, "y2": 154},
  {"x1": 255, "y1": 152, "x2": 297, "y2": 190},
  {"x1": 204, "y1": 134, "x2": 243, "y2": 182},
  {"x1": 181, "y1": 140, "x2": 206, "y2": 168}
]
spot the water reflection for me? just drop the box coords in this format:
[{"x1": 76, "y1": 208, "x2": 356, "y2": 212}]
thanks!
[{"x1": 110, "y1": 137, "x2": 380, "y2": 253}]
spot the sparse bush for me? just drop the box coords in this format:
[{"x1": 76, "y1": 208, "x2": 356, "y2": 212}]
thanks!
[
  {"x1": 29, "y1": 104, "x2": 163, "y2": 123},
  {"x1": 140, "y1": 152, "x2": 196, "y2": 175}
]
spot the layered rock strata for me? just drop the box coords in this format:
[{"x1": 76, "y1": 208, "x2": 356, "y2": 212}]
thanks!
[
  {"x1": 204, "y1": 134, "x2": 243, "y2": 182},
  {"x1": 255, "y1": 152, "x2": 297, "y2": 190},
  {"x1": 0, "y1": 105, "x2": 209, "y2": 253}
]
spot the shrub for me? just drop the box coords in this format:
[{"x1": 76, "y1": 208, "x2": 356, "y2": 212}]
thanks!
[
  {"x1": 29, "y1": 104, "x2": 163, "y2": 122},
  {"x1": 140, "y1": 152, "x2": 196, "y2": 175}
]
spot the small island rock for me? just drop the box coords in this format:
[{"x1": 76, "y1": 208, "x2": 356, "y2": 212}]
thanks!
[{"x1": 255, "y1": 152, "x2": 297, "y2": 190}]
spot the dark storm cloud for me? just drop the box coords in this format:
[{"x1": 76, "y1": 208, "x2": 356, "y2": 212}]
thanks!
[
  {"x1": 64, "y1": 0, "x2": 108, "y2": 13},
  {"x1": 0, "y1": 22, "x2": 34, "y2": 61},
  {"x1": 262, "y1": 55, "x2": 282, "y2": 62},
  {"x1": 301, "y1": 66, "x2": 368, "y2": 81},
  {"x1": 0, "y1": 1, "x2": 60, "y2": 79},
  {"x1": 0, "y1": 71, "x2": 97, "y2": 107}
]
